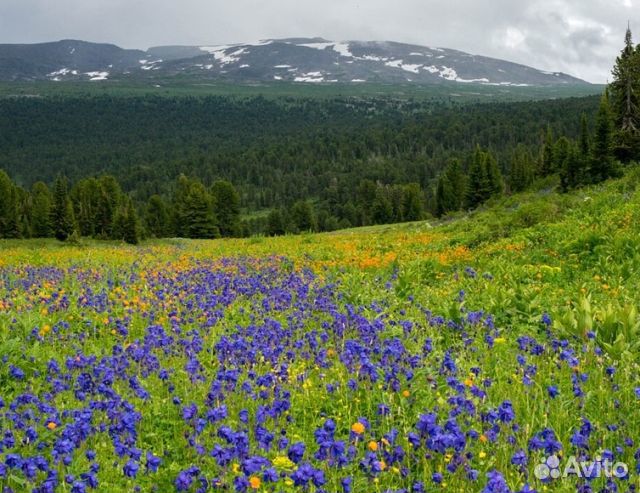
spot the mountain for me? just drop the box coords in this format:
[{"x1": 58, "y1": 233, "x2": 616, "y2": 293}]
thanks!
[
  {"x1": 0, "y1": 40, "x2": 145, "y2": 81},
  {"x1": 0, "y1": 38, "x2": 589, "y2": 86}
]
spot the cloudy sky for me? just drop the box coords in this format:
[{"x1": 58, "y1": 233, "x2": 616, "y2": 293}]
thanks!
[{"x1": 1, "y1": 0, "x2": 638, "y2": 83}]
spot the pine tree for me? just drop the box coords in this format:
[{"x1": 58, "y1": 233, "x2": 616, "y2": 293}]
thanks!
[
  {"x1": 211, "y1": 180, "x2": 240, "y2": 237},
  {"x1": 0, "y1": 170, "x2": 20, "y2": 238},
  {"x1": 559, "y1": 142, "x2": 581, "y2": 191},
  {"x1": 95, "y1": 175, "x2": 122, "y2": 239},
  {"x1": 485, "y1": 151, "x2": 503, "y2": 197},
  {"x1": 579, "y1": 113, "x2": 591, "y2": 161},
  {"x1": 122, "y1": 199, "x2": 140, "y2": 245},
  {"x1": 464, "y1": 147, "x2": 491, "y2": 209},
  {"x1": 71, "y1": 178, "x2": 100, "y2": 237},
  {"x1": 145, "y1": 195, "x2": 170, "y2": 238},
  {"x1": 591, "y1": 90, "x2": 620, "y2": 183},
  {"x1": 291, "y1": 200, "x2": 317, "y2": 232},
  {"x1": 172, "y1": 174, "x2": 193, "y2": 237},
  {"x1": 30, "y1": 181, "x2": 53, "y2": 238},
  {"x1": 371, "y1": 188, "x2": 394, "y2": 224},
  {"x1": 402, "y1": 183, "x2": 424, "y2": 221},
  {"x1": 610, "y1": 25, "x2": 640, "y2": 161},
  {"x1": 51, "y1": 175, "x2": 76, "y2": 241},
  {"x1": 539, "y1": 126, "x2": 555, "y2": 176},
  {"x1": 436, "y1": 159, "x2": 465, "y2": 216},
  {"x1": 183, "y1": 181, "x2": 219, "y2": 239},
  {"x1": 508, "y1": 145, "x2": 534, "y2": 193}
]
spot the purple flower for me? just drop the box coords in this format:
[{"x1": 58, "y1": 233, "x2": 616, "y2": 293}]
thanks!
[{"x1": 123, "y1": 460, "x2": 138, "y2": 478}]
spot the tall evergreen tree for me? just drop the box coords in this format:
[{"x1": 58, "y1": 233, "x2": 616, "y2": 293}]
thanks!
[
  {"x1": 71, "y1": 178, "x2": 100, "y2": 237},
  {"x1": 95, "y1": 175, "x2": 122, "y2": 239},
  {"x1": 371, "y1": 188, "x2": 394, "y2": 224},
  {"x1": 211, "y1": 180, "x2": 240, "y2": 237},
  {"x1": 51, "y1": 175, "x2": 76, "y2": 241},
  {"x1": 508, "y1": 145, "x2": 534, "y2": 193},
  {"x1": 30, "y1": 181, "x2": 53, "y2": 238},
  {"x1": 183, "y1": 181, "x2": 219, "y2": 239},
  {"x1": 0, "y1": 170, "x2": 19, "y2": 238},
  {"x1": 172, "y1": 175, "x2": 193, "y2": 237},
  {"x1": 485, "y1": 151, "x2": 503, "y2": 197},
  {"x1": 610, "y1": 25, "x2": 640, "y2": 161},
  {"x1": 145, "y1": 195, "x2": 170, "y2": 238},
  {"x1": 436, "y1": 159, "x2": 465, "y2": 216},
  {"x1": 464, "y1": 147, "x2": 491, "y2": 209},
  {"x1": 291, "y1": 200, "x2": 318, "y2": 232},
  {"x1": 578, "y1": 113, "x2": 591, "y2": 161},
  {"x1": 591, "y1": 90, "x2": 620, "y2": 183},
  {"x1": 117, "y1": 198, "x2": 140, "y2": 245},
  {"x1": 402, "y1": 183, "x2": 424, "y2": 221},
  {"x1": 539, "y1": 126, "x2": 555, "y2": 176}
]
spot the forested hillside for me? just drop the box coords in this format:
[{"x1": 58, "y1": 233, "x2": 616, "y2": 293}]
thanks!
[
  {"x1": 0, "y1": 95, "x2": 598, "y2": 224},
  {"x1": 0, "y1": 26, "x2": 638, "y2": 240}
]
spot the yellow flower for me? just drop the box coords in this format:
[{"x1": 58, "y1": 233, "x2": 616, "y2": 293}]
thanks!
[
  {"x1": 249, "y1": 476, "x2": 261, "y2": 489},
  {"x1": 479, "y1": 451, "x2": 487, "y2": 459},
  {"x1": 494, "y1": 337, "x2": 506, "y2": 344},
  {"x1": 368, "y1": 441, "x2": 378, "y2": 451},
  {"x1": 232, "y1": 463, "x2": 240, "y2": 473},
  {"x1": 351, "y1": 422, "x2": 365, "y2": 435},
  {"x1": 272, "y1": 456, "x2": 295, "y2": 470}
]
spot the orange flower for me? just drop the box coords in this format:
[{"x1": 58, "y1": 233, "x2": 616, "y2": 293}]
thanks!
[
  {"x1": 479, "y1": 434, "x2": 488, "y2": 443},
  {"x1": 368, "y1": 441, "x2": 378, "y2": 451},
  {"x1": 402, "y1": 389, "x2": 411, "y2": 398},
  {"x1": 249, "y1": 476, "x2": 261, "y2": 489},
  {"x1": 351, "y1": 422, "x2": 365, "y2": 435},
  {"x1": 47, "y1": 422, "x2": 57, "y2": 430}
]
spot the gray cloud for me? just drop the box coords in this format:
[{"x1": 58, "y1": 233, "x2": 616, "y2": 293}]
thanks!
[{"x1": 0, "y1": 0, "x2": 638, "y2": 82}]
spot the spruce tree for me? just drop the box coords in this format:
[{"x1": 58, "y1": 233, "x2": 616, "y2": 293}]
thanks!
[
  {"x1": 211, "y1": 180, "x2": 240, "y2": 237},
  {"x1": 508, "y1": 145, "x2": 534, "y2": 193},
  {"x1": 402, "y1": 183, "x2": 424, "y2": 221},
  {"x1": 71, "y1": 178, "x2": 100, "y2": 237},
  {"x1": 172, "y1": 175, "x2": 193, "y2": 237},
  {"x1": 591, "y1": 90, "x2": 619, "y2": 183},
  {"x1": 122, "y1": 199, "x2": 140, "y2": 245},
  {"x1": 0, "y1": 170, "x2": 19, "y2": 238},
  {"x1": 371, "y1": 188, "x2": 394, "y2": 224},
  {"x1": 291, "y1": 200, "x2": 318, "y2": 232},
  {"x1": 610, "y1": 26, "x2": 640, "y2": 161},
  {"x1": 485, "y1": 151, "x2": 503, "y2": 197},
  {"x1": 559, "y1": 142, "x2": 582, "y2": 191},
  {"x1": 464, "y1": 147, "x2": 490, "y2": 209},
  {"x1": 96, "y1": 175, "x2": 122, "y2": 239},
  {"x1": 51, "y1": 175, "x2": 76, "y2": 241},
  {"x1": 539, "y1": 126, "x2": 555, "y2": 176},
  {"x1": 145, "y1": 195, "x2": 170, "y2": 238},
  {"x1": 30, "y1": 181, "x2": 53, "y2": 238},
  {"x1": 183, "y1": 181, "x2": 219, "y2": 239},
  {"x1": 436, "y1": 159, "x2": 465, "y2": 216}
]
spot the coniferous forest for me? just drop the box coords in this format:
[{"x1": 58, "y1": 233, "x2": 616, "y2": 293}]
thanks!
[{"x1": 0, "y1": 30, "x2": 639, "y2": 241}]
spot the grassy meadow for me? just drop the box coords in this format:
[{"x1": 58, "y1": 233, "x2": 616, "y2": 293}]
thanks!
[{"x1": 1, "y1": 169, "x2": 639, "y2": 492}]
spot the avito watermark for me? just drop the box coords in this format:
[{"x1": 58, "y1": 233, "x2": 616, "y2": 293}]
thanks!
[{"x1": 534, "y1": 455, "x2": 629, "y2": 480}]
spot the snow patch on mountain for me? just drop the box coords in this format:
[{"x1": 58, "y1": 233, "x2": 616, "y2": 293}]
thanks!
[{"x1": 85, "y1": 71, "x2": 109, "y2": 81}]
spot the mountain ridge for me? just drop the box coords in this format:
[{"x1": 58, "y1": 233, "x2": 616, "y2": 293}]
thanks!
[{"x1": 0, "y1": 38, "x2": 590, "y2": 86}]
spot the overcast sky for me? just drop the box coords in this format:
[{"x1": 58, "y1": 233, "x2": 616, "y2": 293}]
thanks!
[{"x1": 1, "y1": 0, "x2": 638, "y2": 83}]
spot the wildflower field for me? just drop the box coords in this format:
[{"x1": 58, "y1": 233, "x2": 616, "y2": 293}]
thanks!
[{"x1": 1, "y1": 171, "x2": 640, "y2": 493}]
